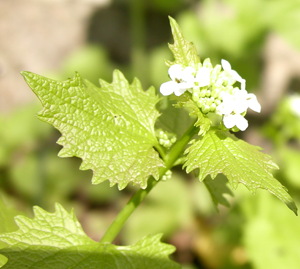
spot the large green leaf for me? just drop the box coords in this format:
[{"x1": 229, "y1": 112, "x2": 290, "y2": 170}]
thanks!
[
  {"x1": 0, "y1": 204, "x2": 179, "y2": 269},
  {"x1": 184, "y1": 129, "x2": 297, "y2": 214},
  {"x1": 22, "y1": 71, "x2": 164, "y2": 190}
]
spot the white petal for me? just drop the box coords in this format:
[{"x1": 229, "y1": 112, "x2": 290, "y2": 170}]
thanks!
[
  {"x1": 220, "y1": 91, "x2": 231, "y2": 100},
  {"x1": 223, "y1": 114, "x2": 248, "y2": 131},
  {"x1": 168, "y1": 64, "x2": 183, "y2": 81},
  {"x1": 219, "y1": 93, "x2": 235, "y2": 114},
  {"x1": 227, "y1": 89, "x2": 248, "y2": 114},
  {"x1": 223, "y1": 114, "x2": 236, "y2": 129},
  {"x1": 195, "y1": 68, "x2": 211, "y2": 87},
  {"x1": 184, "y1": 66, "x2": 196, "y2": 73},
  {"x1": 238, "y1": 89, "x2": 248, "y2": 96},
  {"x1": 233, "y1": 99, "x2": 248, "y2": 114},
  {"x1": 179, "y1": 81, "x2": 193, "y2": 90},
  {"x1": 230, "y1": 70, "x2": 243, "y2": 83},
  {"x1": 247, "y1": 94, "x2": 261, "y2": 113},
  {"x1": 240, "y1": 79, "x2": 246, "y2": 91},
  {"x1": 221, "y1": 60, "x2": 246, "y2": 90},
  {"x1": 220, "y1": 102, "x2": 234, "y2": 115},
  {"x1": 160, "y1": 81, "x2": 176, "y2": 96},
  {"x1": 235, "y1": 115, "x2": 248, "y2": 131},
  {"x1": 174, "y1": 87, "x2": 187, "y2": 96},
  {"x1": 221, "y1": 59, "x2": 232, "y2": 71},
  {"x1": 182, "y1": 66, "x2": 196, "y2": 81}
]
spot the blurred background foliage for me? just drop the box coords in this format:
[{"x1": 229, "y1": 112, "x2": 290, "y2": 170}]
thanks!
[{"x1": 1, "y1": 0, "x2": 300, "y2": 268}]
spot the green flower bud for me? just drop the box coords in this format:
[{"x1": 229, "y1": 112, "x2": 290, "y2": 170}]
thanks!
[
  {"x1": 203, "y1": 58, "x2": 212, "y2": 68},
  {"x1": 205, "y1": 91, "x2": 211, "y2": 97},
  {"x1": 200, "y1": 90, "x2": 207, "y2": 97},
  {"x1": 210, "y1": 103, "x2": 217, "y2": 111},
  {"x1": 161, "y1": 170, "x2": 172, "y2": 181},
  {"x1": 202, "y1": 105, "x2": 210, "y2": 114}
]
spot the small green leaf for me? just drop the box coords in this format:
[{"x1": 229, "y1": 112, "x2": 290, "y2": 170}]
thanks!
[
  {"x1": 184, "y1": 129, "x2": 297, "y2": 214},
  {"x1": 0, "y1": 204, "x2": 180, "y2": 269},
  {"x1": 168, "y1": 16, "x2": 200, "y2": 67},
  {"x1": 22, "y1": 71, "x2": 164, "y2": 190}
]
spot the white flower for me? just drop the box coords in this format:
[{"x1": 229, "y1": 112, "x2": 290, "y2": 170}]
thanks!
[
  {"x1": 217, "y1": 90, "x2": 246, "y2": 115},
  {"x1": 246, "y1": 93, "x2": 261, "y2": 113},
  {"x1": 218, "y1": 89, "x2": 261, "y2": 115},
  {"x1": 221, "y1": 59, "x2": 246, "y2": 91},
  {"x1": 160, "y1": 60, "x2": 261, "y2": 132},
  {"x1": 223, "y1": 114, "x2": 248, "y2": 131},
  {"x1": 194, "y1": 67, "x2": 211, "y2": 87},
  {"x1": 217, "y1": 88, "x2": 261, "y2": 131},
  {"x1": 160, "y1": 64, "x2": 195, "y2": 96}
]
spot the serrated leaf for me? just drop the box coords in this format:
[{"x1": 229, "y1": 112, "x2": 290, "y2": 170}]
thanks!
[
  {"x1": 0, "y1": 204, "x2": 180, "y2": 269},
  {"x1": 184, "y1": 129, "x2": 297, "y2": 214},
  {"x1": 168, "y1": 16, "x2": 200, "y2": 67},
  {"x1": 22, "y1": 71, "x2": 164, "y2": 190}
]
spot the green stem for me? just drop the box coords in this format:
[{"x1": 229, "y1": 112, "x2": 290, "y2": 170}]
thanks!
[
  {"x1": 99, "y1": 122, "x2": 197, "y2": 243},
  {"x1": 154, "y1": 143, "x2": 167, "y2": 160}
]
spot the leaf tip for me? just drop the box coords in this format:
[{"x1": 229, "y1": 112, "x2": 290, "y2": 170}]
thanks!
[
  {"x1": 20, "y1": 71, "x2": 34, "y2": 83},
  {"x1": 287, "y1": 201, "x2": 298, "y2": 216},
  {"x1": 168, "y1": 16, "x2": 175, "y2": 23},
  {"x1": 20, "y1": 70, "x2": 29, "y2": 77},
  {"x1": 168, "y1": 16, "x2": 180, "y2": 33},
  {"x1": 168, "y1": 16, "x2": 179, "y2": 30}
]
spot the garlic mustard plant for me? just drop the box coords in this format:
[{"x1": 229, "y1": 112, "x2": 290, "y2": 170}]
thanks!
[{"x1": 0, "y1": 16, "x2": 296, "y2": 269}]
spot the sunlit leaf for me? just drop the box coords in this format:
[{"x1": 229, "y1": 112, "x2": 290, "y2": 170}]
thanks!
[
  {"x1": 184, "y1": 129, "x2": 297, "y2": 214},
  {"x1": 168, "y1": 16, "x2": 200, "y2": 67},
  {"x1": 22, "y1": 71, "x2": 164, "y2": 190},
  {"x1": 0, "y1": 204, "x2": 179, "y2": 269}
]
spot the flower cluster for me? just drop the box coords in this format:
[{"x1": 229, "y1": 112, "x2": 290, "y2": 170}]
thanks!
[
  {"x1": 155, "y1": 129, "x2": 177, "y2": 148},
  {"x1": 160, "y1": 59, "x2": 261, "y2": 131}
]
